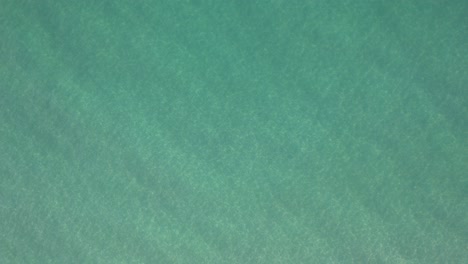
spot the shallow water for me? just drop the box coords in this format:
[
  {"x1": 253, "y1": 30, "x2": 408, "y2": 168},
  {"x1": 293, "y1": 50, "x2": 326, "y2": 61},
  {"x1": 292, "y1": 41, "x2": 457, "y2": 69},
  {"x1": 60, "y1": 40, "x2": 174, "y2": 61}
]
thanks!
[{"x1": 1, "y1": 1, "x2": 466, "y2": 263}]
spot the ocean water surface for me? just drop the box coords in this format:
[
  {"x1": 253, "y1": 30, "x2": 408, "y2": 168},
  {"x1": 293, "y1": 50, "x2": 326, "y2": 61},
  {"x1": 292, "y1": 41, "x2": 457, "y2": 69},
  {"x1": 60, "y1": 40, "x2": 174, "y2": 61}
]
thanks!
[{"x1": 0, "y1": 0, "x2": 467, "y2": 263}]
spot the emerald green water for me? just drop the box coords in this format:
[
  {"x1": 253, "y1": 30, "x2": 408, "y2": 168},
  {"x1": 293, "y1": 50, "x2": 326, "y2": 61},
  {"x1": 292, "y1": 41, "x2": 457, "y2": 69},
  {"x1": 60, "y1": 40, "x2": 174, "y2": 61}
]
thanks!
[{"x1": 1, "y1": 1, "x2": 466, "y2": 263}]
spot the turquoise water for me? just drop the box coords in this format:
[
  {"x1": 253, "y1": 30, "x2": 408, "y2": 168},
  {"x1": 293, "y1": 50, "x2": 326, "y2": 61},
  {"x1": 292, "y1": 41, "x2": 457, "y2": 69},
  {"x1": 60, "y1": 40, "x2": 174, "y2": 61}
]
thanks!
[{"x1": 1, "y1": 1, "x2": 466, "y2": 263}]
